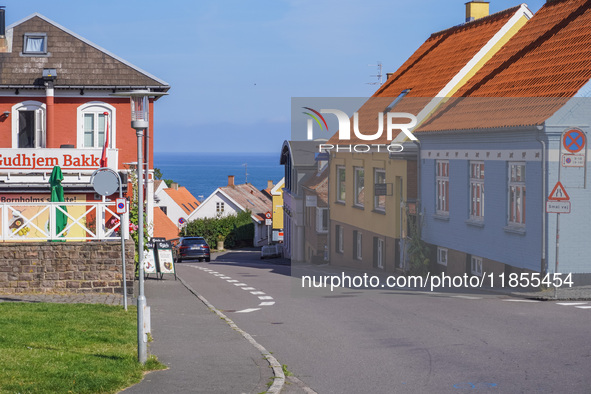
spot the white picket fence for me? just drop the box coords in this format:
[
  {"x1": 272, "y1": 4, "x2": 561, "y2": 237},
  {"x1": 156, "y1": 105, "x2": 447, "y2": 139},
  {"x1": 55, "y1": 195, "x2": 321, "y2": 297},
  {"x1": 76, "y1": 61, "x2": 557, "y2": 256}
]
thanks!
[{"x1": 0, "y1": 201, "x2": 130, "y2": 242}]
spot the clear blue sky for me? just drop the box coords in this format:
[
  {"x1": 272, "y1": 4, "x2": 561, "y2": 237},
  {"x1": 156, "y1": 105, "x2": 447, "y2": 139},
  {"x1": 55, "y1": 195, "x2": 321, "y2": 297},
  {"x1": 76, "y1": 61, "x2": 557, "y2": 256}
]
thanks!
[{"x1": 5, "y1": 0, "x2": 546, "y2": 153}]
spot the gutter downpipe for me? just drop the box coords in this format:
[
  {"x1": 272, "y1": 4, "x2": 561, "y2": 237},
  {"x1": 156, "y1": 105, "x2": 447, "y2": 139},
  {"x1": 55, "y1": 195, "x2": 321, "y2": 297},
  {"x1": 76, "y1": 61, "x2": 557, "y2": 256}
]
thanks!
[
  {"x1": 45, "y1": 81, "x2": 55, "y2": 148},
  {"x1": 413, "y1": 138, "x2": 421, "y2": 274},
  {"x1": 536, "y1": 125, "x2": 547, "y2": 276}
]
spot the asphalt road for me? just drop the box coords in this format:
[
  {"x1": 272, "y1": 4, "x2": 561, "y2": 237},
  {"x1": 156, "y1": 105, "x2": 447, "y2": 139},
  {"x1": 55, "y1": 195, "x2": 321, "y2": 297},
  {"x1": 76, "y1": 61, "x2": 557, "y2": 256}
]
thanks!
[{"x1": 176, "y1": 250, "x2": 591, "y2": 394}]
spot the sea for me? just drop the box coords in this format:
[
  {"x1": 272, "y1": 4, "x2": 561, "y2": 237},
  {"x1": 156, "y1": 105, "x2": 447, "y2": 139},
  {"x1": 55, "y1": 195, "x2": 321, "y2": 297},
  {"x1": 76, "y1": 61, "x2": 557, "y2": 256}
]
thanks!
[{"x1": 154, "y1": 152, "x2": 284, "y2": 201}]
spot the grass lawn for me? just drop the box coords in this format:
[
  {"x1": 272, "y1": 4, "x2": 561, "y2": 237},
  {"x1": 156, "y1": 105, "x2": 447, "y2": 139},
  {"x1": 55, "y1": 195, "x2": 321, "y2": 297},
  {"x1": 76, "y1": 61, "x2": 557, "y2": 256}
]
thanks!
[{"x1": 0, "y1": 302, "x2": 165, "y2": 393}]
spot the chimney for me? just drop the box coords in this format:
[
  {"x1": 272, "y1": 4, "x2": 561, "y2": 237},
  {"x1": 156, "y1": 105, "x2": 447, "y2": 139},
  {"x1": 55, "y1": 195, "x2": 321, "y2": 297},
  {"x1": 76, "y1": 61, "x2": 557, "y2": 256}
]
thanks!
[
  {"x1": 228, "y1": 175, "x2": 235, "y2": 187},
  {"x1": 465, "y1": 1, "x2": 489, "y2": 22},
  {"x1": 0, "y1": 7, "x2": 5, "y2": 37},
  {"x1": 386, "y1": 72, "x2": 393, "y2": 80},
  {"x1": 267, "y1": 180, "x2": 273, "y2": 190},
  {"x1": 0, "y1": 7, "x2": 8, "y2": 54},
  {"x1": 171, "y1": 182, "x2": 179, "y2": 190}
]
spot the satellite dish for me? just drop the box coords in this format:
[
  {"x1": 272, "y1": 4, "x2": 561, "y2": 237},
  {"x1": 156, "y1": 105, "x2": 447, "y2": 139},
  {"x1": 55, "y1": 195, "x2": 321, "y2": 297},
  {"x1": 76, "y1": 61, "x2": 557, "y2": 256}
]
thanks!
[{"x1": 91, "y1": 169, "x2": 120, "y2": 196}]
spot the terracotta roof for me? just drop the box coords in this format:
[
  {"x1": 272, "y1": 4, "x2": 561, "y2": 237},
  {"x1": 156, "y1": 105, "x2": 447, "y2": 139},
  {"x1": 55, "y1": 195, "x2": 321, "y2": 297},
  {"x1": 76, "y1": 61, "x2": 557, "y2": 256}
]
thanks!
[
  {"x1": 420, "y1": 0, "x2": 591, "y2": 132},
  {"x1": 164, "y1": 187, "x2": 200, "y2": 215},
  {"x1": 0, "y1": 14, "x2": 169, "y2": 88},
  {"x1": 153, "y1": 208, "x2": 179, "y2": 241},
  {"x1": 302, "y1": 167, "x2": 328, "y2": 205},
  {"x1": 220, "y1": 183, "x2": 272, "y2": 222},
  {"x1": 375, "y1": 6, "x2": 522, "y2": 98},
  {"x1": 327, "y1": 6, "x2": 523, "y2": 145}
]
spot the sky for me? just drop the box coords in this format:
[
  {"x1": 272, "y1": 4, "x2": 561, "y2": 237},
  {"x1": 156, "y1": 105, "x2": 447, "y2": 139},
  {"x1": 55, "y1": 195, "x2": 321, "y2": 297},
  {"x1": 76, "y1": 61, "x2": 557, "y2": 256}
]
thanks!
[{"x1": 5, "y1": 0, "x2": 546, "y2": 153}]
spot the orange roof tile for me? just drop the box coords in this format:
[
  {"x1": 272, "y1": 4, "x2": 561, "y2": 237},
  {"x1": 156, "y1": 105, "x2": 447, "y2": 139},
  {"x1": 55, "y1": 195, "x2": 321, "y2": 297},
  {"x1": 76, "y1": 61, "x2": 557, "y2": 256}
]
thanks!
[
  {"x1": 153, "y1": 208, "x2": 180, "y2": 240},
  {"x1": 420, "y1": 0, "x2": 591, "y2": 132},
  {"x1": 375, "y1": 6, "x2": 522, "y2": 98},
  {"x1": 327, "y1": 6, "x2": 522, "y2": 145},
  {"x1": 164, "y1": 187, "x2": 200, "y2": 215}
]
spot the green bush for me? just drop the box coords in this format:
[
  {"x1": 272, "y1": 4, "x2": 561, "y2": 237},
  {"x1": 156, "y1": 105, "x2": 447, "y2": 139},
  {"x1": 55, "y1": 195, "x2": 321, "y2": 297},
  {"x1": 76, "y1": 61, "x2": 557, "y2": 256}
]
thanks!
[
  {"x1": 406, "y1": 206, "x2": 430, "y2": 276},
  {"x1": 184, "y1": 211, "x2": 254, "y2": 249}
]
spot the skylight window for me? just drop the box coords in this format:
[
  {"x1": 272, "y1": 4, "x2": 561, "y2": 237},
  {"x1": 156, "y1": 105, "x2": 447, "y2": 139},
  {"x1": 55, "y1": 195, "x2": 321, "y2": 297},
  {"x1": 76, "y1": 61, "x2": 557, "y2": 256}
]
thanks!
[{"x1": 23, "y1": 33, "x2": 47, "y2": 55}]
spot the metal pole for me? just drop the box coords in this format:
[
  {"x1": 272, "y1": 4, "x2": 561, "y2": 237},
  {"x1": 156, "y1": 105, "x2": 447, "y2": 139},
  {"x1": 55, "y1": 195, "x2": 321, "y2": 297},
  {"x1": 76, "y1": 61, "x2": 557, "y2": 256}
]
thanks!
[
  {"x1": 119, "y1": 185, "x2": 128, "y2": 311},
  {"x1": 136, "y1": 128, "x2": 147, "y2": 364}
]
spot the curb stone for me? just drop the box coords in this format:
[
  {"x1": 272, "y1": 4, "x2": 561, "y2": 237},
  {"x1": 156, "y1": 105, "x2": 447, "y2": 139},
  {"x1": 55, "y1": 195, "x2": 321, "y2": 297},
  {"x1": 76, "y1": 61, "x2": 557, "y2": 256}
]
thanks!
[{"x1": 177, "y1": 275, "x2": 285, "y2": 394}]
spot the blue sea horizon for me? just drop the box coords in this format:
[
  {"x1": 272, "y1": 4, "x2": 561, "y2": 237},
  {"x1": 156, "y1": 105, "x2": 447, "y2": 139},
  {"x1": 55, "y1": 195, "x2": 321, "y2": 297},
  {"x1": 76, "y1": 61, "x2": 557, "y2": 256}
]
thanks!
[{"x1": 154, "y1": 152, "x2": 284, "y2": 202}]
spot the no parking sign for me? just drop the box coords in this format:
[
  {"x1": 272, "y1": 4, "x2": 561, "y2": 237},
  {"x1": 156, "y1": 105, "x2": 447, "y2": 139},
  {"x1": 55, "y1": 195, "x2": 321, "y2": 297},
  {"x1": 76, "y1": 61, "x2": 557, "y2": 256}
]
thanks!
[
  {"x1": 116, "y1": 198, "x2": 127, "y2": 214},
  {"x1": 563, "y1": 129, "x2": 586, "y2": 154}
]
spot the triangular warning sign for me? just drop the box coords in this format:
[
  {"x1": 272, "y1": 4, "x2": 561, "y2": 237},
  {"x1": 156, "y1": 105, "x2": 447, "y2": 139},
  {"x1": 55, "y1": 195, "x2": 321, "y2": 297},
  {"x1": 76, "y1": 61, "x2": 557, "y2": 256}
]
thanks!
[{"x1": 548, "y1": 181, "x2": 570, "y2": 201}]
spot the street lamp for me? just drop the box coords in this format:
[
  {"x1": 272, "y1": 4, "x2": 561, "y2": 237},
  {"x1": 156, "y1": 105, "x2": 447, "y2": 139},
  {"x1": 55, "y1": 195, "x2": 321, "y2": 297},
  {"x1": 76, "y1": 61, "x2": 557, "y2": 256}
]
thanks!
[{"x1": 112, "y1": 89, "x2": 167, "y2": 364}]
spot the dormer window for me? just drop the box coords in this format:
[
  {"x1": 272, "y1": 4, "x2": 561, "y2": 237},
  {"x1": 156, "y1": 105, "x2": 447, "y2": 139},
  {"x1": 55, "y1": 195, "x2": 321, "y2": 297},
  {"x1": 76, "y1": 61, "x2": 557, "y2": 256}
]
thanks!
[{"x1": 23, "y1": 33, "x2": 47, "y2": 55}]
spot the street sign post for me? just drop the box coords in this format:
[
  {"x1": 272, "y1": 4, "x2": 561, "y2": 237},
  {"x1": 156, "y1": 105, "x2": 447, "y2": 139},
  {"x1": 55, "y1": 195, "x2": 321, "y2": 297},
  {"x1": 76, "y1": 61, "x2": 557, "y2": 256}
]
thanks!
[
  {"x1": 563, "y1": 128, "x2": 586, "y2": 154},
  {"x1": 548, "y1": 181, "x2": 570, "y2": 201},
  {"x1": 116, "y1": 198, "x2": 127, "y2": 214},
  {"x1": 546, "y1": 201, "x2": 571, "y2": 214}
]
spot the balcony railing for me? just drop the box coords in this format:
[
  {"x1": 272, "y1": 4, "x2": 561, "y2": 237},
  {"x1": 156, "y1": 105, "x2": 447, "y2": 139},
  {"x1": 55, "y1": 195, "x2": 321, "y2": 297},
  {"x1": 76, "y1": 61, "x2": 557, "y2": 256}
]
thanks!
[{"x1": 1, "y1": 201, "x2": 130, "y2": 242}]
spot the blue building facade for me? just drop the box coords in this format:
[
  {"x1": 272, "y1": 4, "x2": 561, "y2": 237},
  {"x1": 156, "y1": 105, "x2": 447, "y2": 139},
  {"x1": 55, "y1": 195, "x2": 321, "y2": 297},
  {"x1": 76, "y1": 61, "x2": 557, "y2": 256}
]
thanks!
[{"x1": 418, "y1": 99, "x2": 591, "y2": 284}]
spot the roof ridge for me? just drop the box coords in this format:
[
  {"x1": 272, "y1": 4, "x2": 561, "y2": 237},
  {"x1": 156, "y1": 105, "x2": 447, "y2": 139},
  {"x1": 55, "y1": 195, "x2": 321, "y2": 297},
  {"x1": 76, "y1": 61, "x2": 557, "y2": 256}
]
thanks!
[{"x1": 428, "y1": 5, "x2": 524, "y2": 38}]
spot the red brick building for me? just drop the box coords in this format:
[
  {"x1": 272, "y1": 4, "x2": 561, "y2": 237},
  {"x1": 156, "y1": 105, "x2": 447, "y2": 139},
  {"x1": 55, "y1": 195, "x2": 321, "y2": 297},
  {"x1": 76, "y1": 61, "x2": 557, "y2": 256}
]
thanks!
[{"x1": 0, "y1": 12, "x2": 169, "y2": 239}]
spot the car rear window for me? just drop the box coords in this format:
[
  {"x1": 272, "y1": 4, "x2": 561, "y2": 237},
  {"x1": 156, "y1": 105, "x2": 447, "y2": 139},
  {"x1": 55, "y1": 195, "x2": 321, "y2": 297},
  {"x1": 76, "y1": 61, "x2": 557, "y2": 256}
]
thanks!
[{"x1": 182, "y1": 238, "x2": 206, "y2": 245}]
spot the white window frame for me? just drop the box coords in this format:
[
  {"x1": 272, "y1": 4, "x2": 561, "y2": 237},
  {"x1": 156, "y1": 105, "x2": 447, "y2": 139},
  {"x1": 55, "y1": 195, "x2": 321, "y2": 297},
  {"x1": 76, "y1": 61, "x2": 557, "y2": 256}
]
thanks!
[
  {"x1": 508, "y1": 162, "x2": 526, "y2": 226},
  {"x1": 216, "y1": 201, "x2": 225, "y2": 214},
  {"x1": 471, "y1": 256, "x2": 483, "y2": 276},
  {"x1": 470, "y1": 161, "x2": 485, "y2": 220},
  {"x1": 376, "y1": 238, "x2": 384, "y2": 269},
  {"x1": 336, "y1": 166, "x2": 346, "y2": 203},
  {"x1": 354, "y1": 166, "x2": 364, "y2": 207},
  {"x1": 336, "y1": 225, "x2": 344, "y2": 253},
  {"x1": 316, "y1": 208, "x2": 328, "y2": 233},
  {"x1": 437, "y1": 247, "x2": 448, "y2": 266},
  {"x1": 374, "y1": 168, "x2": 386, "y2": 212},
  {"x1": 354, "y1": 231, "x2": 362, "y2": 260},
  {"x1": 11, "y1": 101, "x2": 46, "y2": 149},
  {"x1": 436, "y1": 160, "x2": 449, "y2": 215},
  {"x1": 77, "y1": 102, "x2": 116, "y2": 149},
  {"x1": 22, "y1": 33, "x2": 48, "y2": 55}
]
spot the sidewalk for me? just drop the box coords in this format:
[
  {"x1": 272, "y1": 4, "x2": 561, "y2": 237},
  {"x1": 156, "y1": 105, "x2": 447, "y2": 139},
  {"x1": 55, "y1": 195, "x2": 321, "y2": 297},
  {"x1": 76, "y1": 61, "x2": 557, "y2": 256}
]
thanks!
[{"x1": 122, "y1": 276, "x2": 274, "y2": 394}]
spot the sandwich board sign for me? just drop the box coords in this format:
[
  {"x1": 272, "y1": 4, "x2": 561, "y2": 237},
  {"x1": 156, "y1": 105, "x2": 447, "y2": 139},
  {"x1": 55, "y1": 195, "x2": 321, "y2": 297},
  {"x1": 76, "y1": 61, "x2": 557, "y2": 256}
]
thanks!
[
  {"x1": 143, "y1": 240, "x2": 157, "y2": 274},
  {"x1": 155, "y1": 240, "x2": 176, "y2": 280}
]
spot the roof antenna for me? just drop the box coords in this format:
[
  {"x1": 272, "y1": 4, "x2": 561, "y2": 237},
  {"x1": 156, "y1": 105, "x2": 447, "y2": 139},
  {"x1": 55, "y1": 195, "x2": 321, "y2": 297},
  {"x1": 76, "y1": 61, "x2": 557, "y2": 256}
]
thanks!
[
  {"x1": 242, "y1": 163, "x2": 248, "y2": 184},
  {"x1": 367, "y1": 61, "x2": 383, "y2": 86}
]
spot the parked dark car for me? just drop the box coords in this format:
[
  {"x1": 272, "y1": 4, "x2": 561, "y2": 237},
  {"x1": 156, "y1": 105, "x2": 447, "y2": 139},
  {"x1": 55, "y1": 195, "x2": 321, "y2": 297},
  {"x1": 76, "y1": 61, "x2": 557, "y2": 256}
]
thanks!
[{"x1": 174, "y1": 237, "x2": 210, "y2": 263}]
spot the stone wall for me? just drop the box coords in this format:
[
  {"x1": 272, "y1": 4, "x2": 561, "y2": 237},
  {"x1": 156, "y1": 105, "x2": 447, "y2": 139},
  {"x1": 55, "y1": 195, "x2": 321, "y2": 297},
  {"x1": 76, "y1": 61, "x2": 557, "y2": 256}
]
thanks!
[{"x1": 0, "y1": 241, "x2": 135, "y2": 295}]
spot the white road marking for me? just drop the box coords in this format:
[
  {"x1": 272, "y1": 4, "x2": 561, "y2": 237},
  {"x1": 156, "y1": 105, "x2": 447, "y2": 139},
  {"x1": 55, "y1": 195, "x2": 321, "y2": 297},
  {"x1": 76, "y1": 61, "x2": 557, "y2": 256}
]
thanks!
[
  {"x1": 208, "y1": 271, "x2": 218, "y2": 274},
  {"x1": 214, "y1": 273, "x2": 225, "y2": 277},
  {"x1": 250, "y1": 291, "x2": 266, "y2": 295},
  {"x1": 259, "y1": 302, "x2": 275, "y2": 306},
  {"x1": 227, "y1": 280, "x2": 239, "y2": 283},
  {"x1": 451, "y1": 295, "x2": 482, "y2": 300},
  {"x1": 503, "y1": 299, "x2": 540, "y2": 303},
  {"x1": 258, "y1": 296, "x2": 273, "y2": 300},
  {"x1": 575, "y1": 306, "x2": 591, "y2": 309},
  {"x1": 556, "y1": 302, "x2": 588, "y2": 306},
  {"x1": 220, "y1": 276, "x2": 232, "y2": 279},
  {"x1": 234, "y1": 283, "x2": 248, "y2": 286},
  {"x1": 241, "y1": 287, "x2": 256, "y2": 291},
  {"x1": 236, "y1": 308, "x2": 261, "y2": 313}
]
